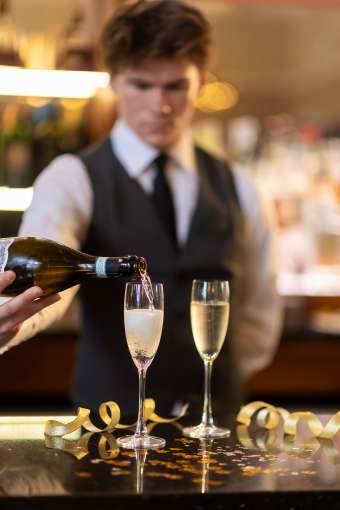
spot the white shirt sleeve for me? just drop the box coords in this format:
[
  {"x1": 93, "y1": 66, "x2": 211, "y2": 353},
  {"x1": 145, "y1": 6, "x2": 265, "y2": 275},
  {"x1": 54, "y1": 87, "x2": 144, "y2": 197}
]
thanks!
[
  {"x1": 232, "y1": 165, "x2": 283, "y2": 380},
  {"x1": 0, "y1": 154, "x2": 93, "y2": 354}
]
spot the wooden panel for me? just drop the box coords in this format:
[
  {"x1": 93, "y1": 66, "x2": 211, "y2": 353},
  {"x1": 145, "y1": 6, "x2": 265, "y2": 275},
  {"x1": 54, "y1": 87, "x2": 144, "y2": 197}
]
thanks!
[
  {"x1": 1, "y1": 332, "x2": 340, "y2": 400},
  {"x1": 247, "y1": 336, "x2": 340, "y2": 396},
  {"x1": 0, "y1": 334, "x2": 76, "y2": 395}
]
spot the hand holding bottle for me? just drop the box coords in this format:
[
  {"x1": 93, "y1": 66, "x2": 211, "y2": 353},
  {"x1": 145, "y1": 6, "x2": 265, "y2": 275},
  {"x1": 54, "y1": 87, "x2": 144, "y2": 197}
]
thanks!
[
  {"x1": 0, "y1": 270, "x2": 60, "y2": 345},
  {"x1": 0, "y1": 237, "x2": 147, "y2": 296}
]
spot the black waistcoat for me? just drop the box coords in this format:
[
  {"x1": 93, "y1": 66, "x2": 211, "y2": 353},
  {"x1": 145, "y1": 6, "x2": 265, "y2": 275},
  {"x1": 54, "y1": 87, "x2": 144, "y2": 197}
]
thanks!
[{"x1": 74, "y1": 137, "x2": 245, "y2": 419}]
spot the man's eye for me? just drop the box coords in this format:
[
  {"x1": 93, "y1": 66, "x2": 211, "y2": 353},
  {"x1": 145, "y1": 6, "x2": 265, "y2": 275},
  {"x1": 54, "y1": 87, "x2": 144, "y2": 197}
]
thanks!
[
  {"x1": 133, "y1": 82, "x2": 151, "y2": 90},
  {"x1": 167, "y1": 81, "x2": 189, "y2": 92}
]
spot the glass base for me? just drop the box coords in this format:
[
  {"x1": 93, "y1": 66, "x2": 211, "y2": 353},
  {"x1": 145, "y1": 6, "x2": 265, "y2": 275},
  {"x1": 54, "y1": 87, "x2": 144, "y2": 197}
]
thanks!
[
  {"x1": 182, "y1": 423, "x2": 230, "y2": 439},
  {"x1": 117, "y1": 434, "x2": 166, "y2": 450}
]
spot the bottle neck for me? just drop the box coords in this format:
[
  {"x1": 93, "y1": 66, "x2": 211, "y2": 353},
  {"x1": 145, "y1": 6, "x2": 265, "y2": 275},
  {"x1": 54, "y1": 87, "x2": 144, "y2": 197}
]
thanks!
[{"x1": 92, "y1": 256, "x2": 146, "y2": 278}]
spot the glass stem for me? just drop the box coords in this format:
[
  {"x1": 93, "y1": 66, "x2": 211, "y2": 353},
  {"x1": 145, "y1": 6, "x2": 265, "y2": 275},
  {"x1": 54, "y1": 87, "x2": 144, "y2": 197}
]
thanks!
[
  {"x1": 136, "y1": 367, "x2": 147, "y2": 437},
  {"x1": 202, "y1": 360, "x2": 214, "y2": 427}
]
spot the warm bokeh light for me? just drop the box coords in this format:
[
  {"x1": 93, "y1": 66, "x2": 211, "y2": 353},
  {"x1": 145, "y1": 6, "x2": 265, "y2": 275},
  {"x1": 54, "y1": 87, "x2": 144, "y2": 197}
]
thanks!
[
  {"x1": 0, "y1": 416, "x2": 80, "y2": 440},
  {"x1": 195, "y1": 80, "x2": 239, "y2": 113},
  {"x1": 0, "y1": 66, "x2": 110, "y2": 99},
  {"x1": 59, "y1": 98, "x2": 89, "y2": 111},
  {"x1": 0, "y1": 187, "x2": 33, "y2": 211},
  {"x1": 25, "y1": 97, "x2": 53, "y2": 108}
]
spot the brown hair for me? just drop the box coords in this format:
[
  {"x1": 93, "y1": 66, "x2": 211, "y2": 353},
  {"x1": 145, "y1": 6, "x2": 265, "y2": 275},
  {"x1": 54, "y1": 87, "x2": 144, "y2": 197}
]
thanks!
[{"x1": 100, "y1": 0, "x2": 212, "y2": 75}]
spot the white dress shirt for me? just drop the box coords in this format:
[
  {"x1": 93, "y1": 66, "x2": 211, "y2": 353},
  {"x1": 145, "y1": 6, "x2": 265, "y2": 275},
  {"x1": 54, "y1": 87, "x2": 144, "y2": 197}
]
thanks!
[{"x1": 0, "y1": 120, "x2": 282, "y2": 379}]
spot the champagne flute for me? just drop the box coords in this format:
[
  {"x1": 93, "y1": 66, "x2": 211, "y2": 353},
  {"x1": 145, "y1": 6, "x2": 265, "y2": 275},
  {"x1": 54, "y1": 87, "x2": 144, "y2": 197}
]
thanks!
[
  {"x1": 117, "y1": 281, "x2": 165, "y2": 449},
  {"x1": 200, "y1": 438, "x2": 214, "y2": 493},
  {"x1": 135, "y1": 448, "x2": 148, "y2": 494},
  {"x1": 183, "y1": 280, "x2": 230, "y2": 438}
]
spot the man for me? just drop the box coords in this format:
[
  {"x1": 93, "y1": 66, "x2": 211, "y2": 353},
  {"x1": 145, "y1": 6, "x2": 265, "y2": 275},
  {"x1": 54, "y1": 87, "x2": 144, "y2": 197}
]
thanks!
[{"x1": 0, "y1": 0, "x2": 281, "y2": 418}]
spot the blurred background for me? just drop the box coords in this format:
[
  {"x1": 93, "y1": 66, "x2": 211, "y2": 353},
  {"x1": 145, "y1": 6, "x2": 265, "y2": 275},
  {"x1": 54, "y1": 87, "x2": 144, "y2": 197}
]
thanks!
[{"x1": 1, "y1": 0, "x2": 340, "y2": 412}]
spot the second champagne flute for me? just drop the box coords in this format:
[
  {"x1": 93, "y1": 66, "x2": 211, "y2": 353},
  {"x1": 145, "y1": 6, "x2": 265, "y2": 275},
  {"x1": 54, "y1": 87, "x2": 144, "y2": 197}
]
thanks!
[
  {"x1": 183, "y1": 279, "x2": 230, "y2": 439},
  {"x1": 117, "y1": 281, "x2": 165, "y2": 449}
]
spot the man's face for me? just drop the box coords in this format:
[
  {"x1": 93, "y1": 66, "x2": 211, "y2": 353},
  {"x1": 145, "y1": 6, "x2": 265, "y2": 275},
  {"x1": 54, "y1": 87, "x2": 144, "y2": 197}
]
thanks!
[{"x1": 111, "y1": 58, "x2": 204, "y2": 149}]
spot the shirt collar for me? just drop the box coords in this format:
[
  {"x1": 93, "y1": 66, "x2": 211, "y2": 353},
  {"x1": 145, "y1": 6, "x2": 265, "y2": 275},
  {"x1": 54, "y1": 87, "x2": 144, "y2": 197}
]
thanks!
[{"x1": 110, "y1": 120, "x2": 196, "y2": 178}]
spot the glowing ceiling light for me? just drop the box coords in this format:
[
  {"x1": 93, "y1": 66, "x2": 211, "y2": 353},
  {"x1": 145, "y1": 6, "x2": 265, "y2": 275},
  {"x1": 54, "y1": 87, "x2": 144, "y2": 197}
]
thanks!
[
  {"x1": 0, "y1": 66, "x2": 111, "y2": 99},
  {"x1": 196, "y1": 81, "x2": 239, "y2": 113},
  {"x1": 0, "y1": 187, "x2": 33, "y2": 211}
]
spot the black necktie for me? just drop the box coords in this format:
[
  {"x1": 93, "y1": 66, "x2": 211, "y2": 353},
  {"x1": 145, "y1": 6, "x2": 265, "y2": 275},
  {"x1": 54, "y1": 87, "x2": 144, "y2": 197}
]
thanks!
[{"x1": 152, "y1": 153, "x2": 177, "y2": 247}]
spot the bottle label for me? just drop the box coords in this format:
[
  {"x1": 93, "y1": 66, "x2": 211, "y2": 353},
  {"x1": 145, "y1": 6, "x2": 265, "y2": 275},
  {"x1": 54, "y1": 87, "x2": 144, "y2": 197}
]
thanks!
[
  {"x1": 95, "y1": 257, "x2": 108, "y2": 278},
  {"x1": 0, "y1": 238, "x2": 14, "y2": 273}
]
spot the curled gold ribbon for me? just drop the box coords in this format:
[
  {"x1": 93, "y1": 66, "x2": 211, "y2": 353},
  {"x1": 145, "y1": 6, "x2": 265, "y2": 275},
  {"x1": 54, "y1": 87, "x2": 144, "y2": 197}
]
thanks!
[
  {"x1": 284, "y1": 412, "x2": 324, "y2": 437},
  {"x1": 45, "y1": 432, "x2": 94, "y2": 460},
  {"x1": 147, "y1": 400, "x2": 189, "y2": 423},
  {"x1": 98, "y1": 433, "x2": 120, "y2": 460},
  {"x1": 236, "y1": 424, "x2": 340, "y2": 460},
  {"x1": 320, "y1": 411, "x2": 340, "y2": 439},
  {"x1": 45, "y1": 432, "x2": 120, "y2": 460},
  {"x1": 237, "y1": 401, "x2": 340, "y2": 441},
  {"x1": 236, "y1": 424, "x2": 279, "y2": 451},
  {"x1": 45, "y1": 398, "x2": 188, "y2": 437},
  {"x1": 236, "y1": 401, "x2": 289, "y2": 430},
  {"x1": 236, "y1": 424, "x2": 255, "y2": 449}
]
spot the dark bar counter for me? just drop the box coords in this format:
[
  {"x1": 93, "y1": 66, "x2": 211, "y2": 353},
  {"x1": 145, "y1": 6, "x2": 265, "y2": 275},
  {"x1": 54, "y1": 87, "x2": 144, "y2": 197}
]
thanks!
[{"x1": 1, "y1": 412, "x2": 340, "y2": 509}]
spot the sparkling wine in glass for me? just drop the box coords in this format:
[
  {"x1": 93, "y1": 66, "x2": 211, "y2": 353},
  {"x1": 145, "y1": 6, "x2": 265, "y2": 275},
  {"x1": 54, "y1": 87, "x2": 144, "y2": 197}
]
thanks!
[
  {"x1": 117, "y1": 281, "x2": 165, "y2": 449},
  {"x1": 183, "y1": 279, "x2": 230, "y2": 438}
]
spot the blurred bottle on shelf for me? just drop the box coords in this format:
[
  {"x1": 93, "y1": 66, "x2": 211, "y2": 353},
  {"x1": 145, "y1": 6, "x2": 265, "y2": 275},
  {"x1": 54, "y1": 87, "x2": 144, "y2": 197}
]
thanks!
[
  {"x1": 226, "y1": 114, "x2": 340, "y2": 276},
  {"x1": 0, "y1": 102, "x2": 34, "y2": 187}
]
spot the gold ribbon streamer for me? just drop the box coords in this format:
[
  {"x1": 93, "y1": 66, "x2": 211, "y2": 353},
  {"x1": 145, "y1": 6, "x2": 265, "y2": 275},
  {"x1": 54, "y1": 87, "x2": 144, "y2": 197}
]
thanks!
[
  {"x1": 320, "y1": 411, "x2": 340, "y2": 439},
  {"x1": 45, "y1": 432, "x2": 120, "y2": 460},
  {"x1": 236, "y1": 423, "x2": 340, "y2": 461},
  {"x1": 148, "y1": 401, "x2": 189, "y2": 423},
  {"x1": 236, "y1": 422, "x2": 340, "y2": 462},
  {"x1": 98, "y1": 433, "x2": 120, "y2": 460},
  {"x1": 284, "y1": 412, "x2": 324, "y2": 437},
  {"x1": 236, "y1": 401, "x2": 289, "y2": 430},
  {"x1": 236, "y1": 424, "x2": 278, "y2": 451},
  {"x1": 237, "y1": 400, "x2": 340, "y2": 440},
  {"x1": 45, "y1": 432, "x2": 93, "y2": 460},
  {"x1": 45, "y1": 398, "x2": 188, "y2": 437}
]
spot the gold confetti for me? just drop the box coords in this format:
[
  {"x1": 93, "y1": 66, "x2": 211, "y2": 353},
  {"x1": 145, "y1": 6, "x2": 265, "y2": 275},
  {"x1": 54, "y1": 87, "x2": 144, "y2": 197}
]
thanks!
[
  {"x1": 241, "y1": 466, "x2": 262, "y2": 477},
  {"x1": 173, "y1": 453, "x2": 199, "y2": 459},
  {"x1": 105, "y1": 460, "x2": 131, "y2": 466},
  {"x1": 191, "y1": 478, "x2": 223, "y2": 486},
  {"x1": 262, "y1": 468, "x2": 289, "y2": 474},
  {"x1": 75, "y1": 471, "x2": 92, "y2": 478},
  {"x1": 120, "y1": 452, "x2": 136, "y2": 458},
  {"x1": 111, "y1": 469, "x2": 131, "y2": 476},
  {"x1": 181, "y1": 467, "x2": 202, "y2": 475},
  {"x1": 175, "y1": 438, "x2": 195, "y2": 444},
  {"x1": 211, "y1": 469, "x2": 232, "y2": 475},
  {"x1": 146, "y1": 471, "x2": 183, "y2": 480}
]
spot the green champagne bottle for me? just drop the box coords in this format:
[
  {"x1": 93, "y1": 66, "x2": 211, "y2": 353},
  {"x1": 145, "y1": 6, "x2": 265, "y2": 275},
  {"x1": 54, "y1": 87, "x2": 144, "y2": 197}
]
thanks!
[{"x1": 0, "y1": 237, "x2": 147, "y2": 296}]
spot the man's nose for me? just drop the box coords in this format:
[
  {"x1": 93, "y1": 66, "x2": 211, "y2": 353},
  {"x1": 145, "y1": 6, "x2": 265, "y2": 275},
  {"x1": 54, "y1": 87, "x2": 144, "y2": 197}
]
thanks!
[{"x1": 150, "y1": 88, "x2": 172, "y2": 114}]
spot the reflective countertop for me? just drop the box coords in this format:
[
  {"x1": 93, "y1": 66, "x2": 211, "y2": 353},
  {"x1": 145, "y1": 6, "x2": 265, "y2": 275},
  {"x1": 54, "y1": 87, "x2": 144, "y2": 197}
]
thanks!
[{"x1": 0, "y1": 413, "x2": 340, "y2": 509}]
